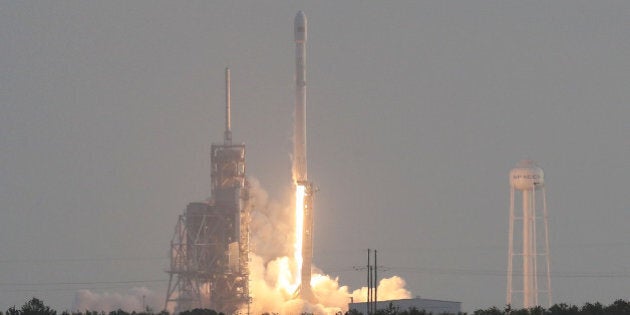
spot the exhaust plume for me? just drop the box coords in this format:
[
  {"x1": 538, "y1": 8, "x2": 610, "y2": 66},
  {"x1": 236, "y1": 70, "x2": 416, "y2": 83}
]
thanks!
[{"x1": 246, "y1": 179, "x2": 411, "y2": 314}]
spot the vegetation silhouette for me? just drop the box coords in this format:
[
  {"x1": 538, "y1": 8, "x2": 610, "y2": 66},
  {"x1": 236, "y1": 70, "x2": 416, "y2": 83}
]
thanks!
[{"x1": 6, "y1": 297, "x2": 630, "y2": 315}]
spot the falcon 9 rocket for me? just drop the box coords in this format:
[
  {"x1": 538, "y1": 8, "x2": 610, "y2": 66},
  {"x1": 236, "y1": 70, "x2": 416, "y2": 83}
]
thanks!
[{"x1": 293, "y1": 10, "x2": 316, "y2": 302}]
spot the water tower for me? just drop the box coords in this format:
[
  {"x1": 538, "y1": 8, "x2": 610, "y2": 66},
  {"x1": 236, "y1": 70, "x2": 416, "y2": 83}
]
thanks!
[{"x1": 507, "y1": 160, "x2": 552, "y2": 308}]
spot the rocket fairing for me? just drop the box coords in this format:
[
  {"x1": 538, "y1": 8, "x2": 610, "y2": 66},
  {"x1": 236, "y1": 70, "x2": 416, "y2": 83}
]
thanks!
[{"x1": 294, "y1": 10, "x2": 308, "y2": 183}]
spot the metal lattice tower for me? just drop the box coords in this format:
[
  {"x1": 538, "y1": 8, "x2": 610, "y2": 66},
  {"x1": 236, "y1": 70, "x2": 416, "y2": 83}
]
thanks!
[
  {"x1": 165, "y1": 68, "x2": 251, "y2": 314},
  {"x1": 507, "y1": 160, "x2": 552, "y2": 309}
]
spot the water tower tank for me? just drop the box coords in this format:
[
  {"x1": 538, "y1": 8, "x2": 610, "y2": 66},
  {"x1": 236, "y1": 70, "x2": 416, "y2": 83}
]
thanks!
[
  {"x1": 506, "y1": 159, "x2": 552, "y2": 308},
  {"x1": 510, "y1": 160, "x2": 544, "y2": 190}
]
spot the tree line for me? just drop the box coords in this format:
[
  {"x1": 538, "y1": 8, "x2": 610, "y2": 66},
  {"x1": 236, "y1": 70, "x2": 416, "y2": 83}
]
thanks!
[
  {"x1": 357, "y1": 300, "x2": 630, "y2": 315},
  {"x1": 5, "y1": 297, "x2": 630, "y2": 315}
]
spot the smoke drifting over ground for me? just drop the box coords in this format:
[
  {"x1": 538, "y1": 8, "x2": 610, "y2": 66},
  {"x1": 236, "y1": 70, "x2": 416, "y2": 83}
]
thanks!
[
  {"x1": 73, "y1": 178, "x2": 409, "y2": 314},
  {"x1": 248, "y1": 179, "x2": 411, "y2": 314},
  {"x1": 74, "y1": 287, "x2": 162, "y2": 313},
  {"x1": 248, "y1": 253, "x2": 411, "y2": 314}
]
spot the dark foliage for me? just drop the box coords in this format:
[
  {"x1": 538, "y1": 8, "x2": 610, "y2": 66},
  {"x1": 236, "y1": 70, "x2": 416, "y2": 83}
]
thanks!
[
  {"x1": 5, "y1": 298, "x2": 630, "y2": 315},
  {"x1": 3, "y1": 298, "x2": 57, "y2": 315},
  {"x1": 346, "y1": 300, "x2": 630, "y2": 315}
]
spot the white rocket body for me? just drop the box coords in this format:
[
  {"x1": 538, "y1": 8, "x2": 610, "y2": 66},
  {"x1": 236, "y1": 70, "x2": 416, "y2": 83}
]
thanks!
[
  {"x1": 293, "y1": 11, "x2": 316, "y2": 302},
  {"x1": 294, "y1": 10, "x2": 308, "y2": 183}
]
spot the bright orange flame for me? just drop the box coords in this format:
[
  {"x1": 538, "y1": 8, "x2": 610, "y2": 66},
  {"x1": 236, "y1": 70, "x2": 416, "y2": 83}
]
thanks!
[{"x1": 294, "y1": 184, "x2": 306, "y2": 288}]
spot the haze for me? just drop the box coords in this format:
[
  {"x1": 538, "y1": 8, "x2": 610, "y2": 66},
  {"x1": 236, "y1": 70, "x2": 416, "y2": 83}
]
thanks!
[{"x1": 1, "y1": 1, "x2": 628, "y2": 312}]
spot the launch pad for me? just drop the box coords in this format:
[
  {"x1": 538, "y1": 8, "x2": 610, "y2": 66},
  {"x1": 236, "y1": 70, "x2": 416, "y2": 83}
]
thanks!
[{"x1": 165, "y1": 69, "x2": 251, "y2": 314}]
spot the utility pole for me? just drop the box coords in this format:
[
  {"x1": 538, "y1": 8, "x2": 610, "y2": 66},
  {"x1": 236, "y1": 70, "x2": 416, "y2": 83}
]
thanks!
[
  {"x1": 365, "y1": 249, "x2": 379, "y2": 315},
  {"x1": 374, "y1": 249, "x2": 378, "y2": 313},
  {"x1": 367, "y1": 249, "x2": 371, "y2": 315},
  {"x1": 355, "y1": 249, "x2": 383, "y2": 315}
]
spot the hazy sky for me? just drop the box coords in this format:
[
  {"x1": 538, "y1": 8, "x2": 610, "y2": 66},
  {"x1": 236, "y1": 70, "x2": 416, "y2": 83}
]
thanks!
[{"x1": 1, "y1": 1, "x2": 629, "y2": 312}]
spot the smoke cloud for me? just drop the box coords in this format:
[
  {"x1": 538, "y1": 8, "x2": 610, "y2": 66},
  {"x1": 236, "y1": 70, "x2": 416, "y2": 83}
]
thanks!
[
  {"x1": 247, "y1": 179, "x2": 411, "y2": 314},
  {"x1": 247, "y1": 253, "x2": 411, "y2": 315},
  {"x1": 249, "y1": 178, "x2": 294, "y2": 261},
  {"x1": 73, "y1": 287, "x2": 162, "y2": 313},
  {"x1": 72, "y1": 178, "x2": 410, "y2": 314}
]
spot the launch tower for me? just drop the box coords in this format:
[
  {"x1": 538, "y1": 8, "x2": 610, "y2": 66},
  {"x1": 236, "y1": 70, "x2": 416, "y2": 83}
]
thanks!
[
  {"x1": 165, "y1": 68, "x2": 251, "y2": 314},
  {"x1": 507, "y1": 160, "x2": 552, "y2": 308}
]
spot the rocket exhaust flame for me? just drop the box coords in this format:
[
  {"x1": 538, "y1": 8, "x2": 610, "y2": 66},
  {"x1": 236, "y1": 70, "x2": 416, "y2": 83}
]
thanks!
[{"x1": 294, "y1": 184, "x2": 306, "y2": 287}]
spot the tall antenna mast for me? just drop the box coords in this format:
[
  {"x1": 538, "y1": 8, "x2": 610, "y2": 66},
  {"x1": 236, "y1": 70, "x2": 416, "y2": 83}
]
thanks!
[{"x1": 224, "y1": 67, "x2": 232, "y2": 145}]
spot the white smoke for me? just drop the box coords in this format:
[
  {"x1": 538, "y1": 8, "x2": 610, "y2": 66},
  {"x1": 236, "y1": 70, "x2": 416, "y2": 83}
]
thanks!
[
  {"x1": 349, "y1": 276, "x2": 412, "y2": 302},
  {"x1": 73, "y1": 178, "x2": 410, "y2": 314},
  {"x1": 246, "y1": 179, "x2": 411, "y2": 314},
  {"x1": 247, "y1": 253, "x2": 411, "y2": 314},
  {"x1": 73, "y1": 287, "x2": 162, "y2": 313}
]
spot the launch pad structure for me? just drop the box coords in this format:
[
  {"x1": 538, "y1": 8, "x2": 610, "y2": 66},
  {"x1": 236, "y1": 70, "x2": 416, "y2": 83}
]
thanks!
[{"x1": 165, "y1": 68, "x2": 251, "y2": 314}]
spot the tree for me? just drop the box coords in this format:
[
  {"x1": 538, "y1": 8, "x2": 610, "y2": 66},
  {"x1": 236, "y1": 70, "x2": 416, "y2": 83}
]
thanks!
[
  {"x1": 604, "y1": 300, "x2": 630, "y2": 315},
  {"x1": 528, "y1": 306, "x2": 545, "y2": 315},
  {"x1": 108, "y1": 310, "x2": 130, "y2": 315},
  {"x1": 20, "y1": 298, "x2": 56, "y2": 315},
  {"x1": 473, "y1": 306, "x2": 505, "y2": 315},
  {"x1": 549, "y1": 303, "x2": 579, "y2": 315},
  {"x1": 581, "y1": 303, "x2": 605, "y2": 315}
]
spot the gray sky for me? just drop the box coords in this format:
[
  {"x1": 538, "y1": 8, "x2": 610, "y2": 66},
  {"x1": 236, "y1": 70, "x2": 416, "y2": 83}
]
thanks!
[{"x1": 1, "y1": 1, "x2": 629, "y2": 312}]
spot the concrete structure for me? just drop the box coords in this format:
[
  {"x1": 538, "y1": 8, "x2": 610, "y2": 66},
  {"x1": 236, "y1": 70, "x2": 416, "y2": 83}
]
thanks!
[
  {"x1": 164, "y1": 68, "x2": 251, "y2": 314},
  {"x1": 349, "y1": 298, "x2": 461, "y2": 315},
  {"x1": 507, "y1": 160, "x2": 552, "y2": 308}
]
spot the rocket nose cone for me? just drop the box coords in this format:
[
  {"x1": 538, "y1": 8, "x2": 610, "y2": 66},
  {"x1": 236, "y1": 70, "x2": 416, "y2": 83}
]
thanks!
[
  {"x1": 295, "y1": 10, "x2": 306, "y2": 23},
  {"x1": 294, "y1": 11, "x2": 307, "y2": 42}
]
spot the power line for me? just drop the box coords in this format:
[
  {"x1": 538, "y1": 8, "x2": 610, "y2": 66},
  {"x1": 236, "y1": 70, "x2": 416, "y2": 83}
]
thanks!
[
  {"x1": 391, "y1": 267, "x2": 630, "y2": 279},
  {"x1": 322, "y1": 265, "x2": 630, "y2": 279},
  {"x1": 0, "y1": 257, "x2": 167, "y2": 264},
  {"x1": 0, "y1": 280, "x2": 167, "y2": 287},
  {"x1": 0, "y1": 285, "x2": 160, "y2": 293}
]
